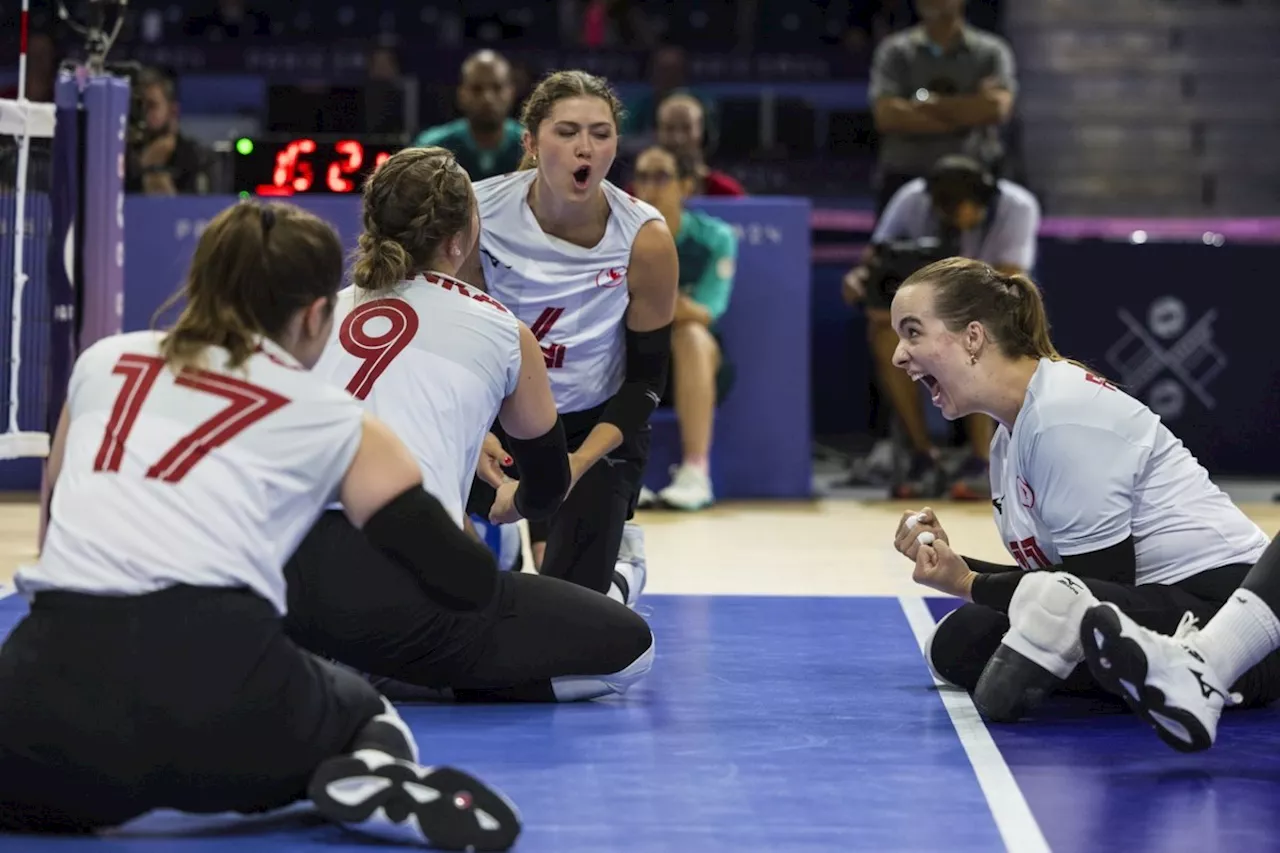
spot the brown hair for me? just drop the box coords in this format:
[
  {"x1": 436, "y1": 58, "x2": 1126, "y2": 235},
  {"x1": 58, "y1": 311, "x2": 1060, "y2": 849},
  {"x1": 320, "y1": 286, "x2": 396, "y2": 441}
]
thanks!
[
  {"x1": 517, "y1": 69, "x2": 627, "y2": 170},
  {"x1": 351, "y1": 146, "x2": 475, "y2": 293},
  {"x1": 638, "y1": 144, "x2": 698, "y2": 183},
  {"x1": 155, "y1": 200, "x2": 344, "y2": 370},
  {"x1": 903, "y1": 257, "x2": 1066, "y2": 362}
]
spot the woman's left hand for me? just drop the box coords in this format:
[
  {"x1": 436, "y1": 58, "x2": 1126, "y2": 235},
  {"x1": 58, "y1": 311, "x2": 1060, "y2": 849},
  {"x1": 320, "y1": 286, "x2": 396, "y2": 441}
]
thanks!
[{"x1": 912, "y1": 538, "x2": 977, "y2": 600}]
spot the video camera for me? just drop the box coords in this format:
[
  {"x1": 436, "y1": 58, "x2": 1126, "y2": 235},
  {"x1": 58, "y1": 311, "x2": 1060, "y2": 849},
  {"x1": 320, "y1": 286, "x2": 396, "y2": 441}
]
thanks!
[{"x1": 863, "y1": 235, "x2": 959, "y2": 309}]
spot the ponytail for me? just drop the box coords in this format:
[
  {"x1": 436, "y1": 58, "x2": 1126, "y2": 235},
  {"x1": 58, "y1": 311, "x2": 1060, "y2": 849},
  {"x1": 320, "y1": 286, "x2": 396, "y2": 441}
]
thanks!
[
  {"x1": 154, "y1": 200, "x2": 345, "y2": 372},
  {"x1": 158, "y1": 203, "x2": 267, "y2": 371},
  {"x1": 351, "y1": 233, "x2": 412, "y2": 293},
  {"x1": 1002, "y1": 272, "x2": 1061, "y2": 361}
]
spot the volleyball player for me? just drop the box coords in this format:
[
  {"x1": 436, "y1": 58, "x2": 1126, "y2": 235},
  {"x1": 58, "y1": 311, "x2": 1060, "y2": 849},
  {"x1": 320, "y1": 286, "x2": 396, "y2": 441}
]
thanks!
[
  {"x1": 461, "y1": 69, "x2": 679, "y2": 602},
  {"x1": 0, "y1": 201, "x2": 519, "y2": 850},
  {"x1": 284, "y1": 146, "x2": 656, "y2": 703},
  {"x1": 885, "y1": 257, "x2": 1280, "y2": 724}
]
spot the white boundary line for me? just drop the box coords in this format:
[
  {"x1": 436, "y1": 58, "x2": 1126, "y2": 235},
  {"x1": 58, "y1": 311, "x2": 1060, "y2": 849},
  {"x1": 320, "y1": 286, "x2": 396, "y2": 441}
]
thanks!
[{"x1": 899, "y1": 595, "x2": 1051, "y2": 853}]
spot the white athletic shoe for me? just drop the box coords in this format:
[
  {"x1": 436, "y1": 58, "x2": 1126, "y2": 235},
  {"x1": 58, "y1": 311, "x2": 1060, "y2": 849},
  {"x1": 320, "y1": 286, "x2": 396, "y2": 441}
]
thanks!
[
  {"x1": 611, "y1": 521, "x2": 647, "y2": 608},
  {"x1": 1080, "y1": 603, "x2": 1242, "y2": 753},
  {"x1": 309, "y1": 749, "x2": 521, "y2": 851},
  {"x1": 973, "y1": 571, "x2": 1097, "y2": 722},
  {"x1": 637, "y1": 486, "x2": 658, "y2": 508},
  {"x1": 658, "y1": 464, "x2": 714, "y2": 511}
]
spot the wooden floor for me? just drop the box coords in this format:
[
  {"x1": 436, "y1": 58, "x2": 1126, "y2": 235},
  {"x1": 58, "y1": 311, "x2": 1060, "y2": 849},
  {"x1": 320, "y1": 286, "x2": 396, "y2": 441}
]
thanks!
[{"x1": 3, "y1": 497, "x2": 1278, "y2": 595}]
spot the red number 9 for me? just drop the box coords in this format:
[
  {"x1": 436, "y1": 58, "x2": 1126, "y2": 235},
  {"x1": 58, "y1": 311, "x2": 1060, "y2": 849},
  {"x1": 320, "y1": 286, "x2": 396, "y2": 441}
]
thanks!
[{"x1": 339, "y1": 299, "x2": 420, "y2": 399}]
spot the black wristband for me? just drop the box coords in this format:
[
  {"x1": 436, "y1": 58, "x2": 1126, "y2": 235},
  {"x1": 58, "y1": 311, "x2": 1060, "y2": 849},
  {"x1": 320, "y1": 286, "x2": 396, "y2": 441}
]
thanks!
[{"x1": 506, "y1": 416, "x2": 570, "y2": 521}]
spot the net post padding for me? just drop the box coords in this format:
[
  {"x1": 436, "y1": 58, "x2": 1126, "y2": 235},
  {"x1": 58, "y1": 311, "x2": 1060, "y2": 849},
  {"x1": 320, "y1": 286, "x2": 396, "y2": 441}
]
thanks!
[{"x1": 1, "y1": 98, "x2": 58, "y2": 460}]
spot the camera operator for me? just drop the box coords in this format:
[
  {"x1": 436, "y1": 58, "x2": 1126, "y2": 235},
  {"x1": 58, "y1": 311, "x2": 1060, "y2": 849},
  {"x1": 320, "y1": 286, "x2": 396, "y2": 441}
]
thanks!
[
  {"x1": 842, "y1": 155, "x2": 1039, "y2": 500},
  {"x1": 125, "y1": 68, "x2": 210, "y2": 196}
]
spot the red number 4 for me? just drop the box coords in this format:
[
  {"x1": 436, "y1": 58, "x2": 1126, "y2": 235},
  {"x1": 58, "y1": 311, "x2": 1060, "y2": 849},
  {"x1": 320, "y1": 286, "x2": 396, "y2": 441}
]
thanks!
[
  {"x1": 1008, "y1": 536, "x2": 1051, "y2": 570},
  {"x1": 531, "y1": 307, "x2": 567, "y2": 368},
  {"x1": 94, "y1": 354, "x2": 289, "y2": 483}
]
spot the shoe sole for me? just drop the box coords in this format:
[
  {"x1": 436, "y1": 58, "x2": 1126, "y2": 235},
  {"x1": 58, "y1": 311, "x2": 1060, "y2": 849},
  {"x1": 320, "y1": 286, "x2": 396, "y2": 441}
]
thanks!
[
  {"x1": 309, "y1": 759, "x2": 521, "y2": 851},
  {"x1": 1079, "y1": 605, "x2": 1212, "y2": 753}
]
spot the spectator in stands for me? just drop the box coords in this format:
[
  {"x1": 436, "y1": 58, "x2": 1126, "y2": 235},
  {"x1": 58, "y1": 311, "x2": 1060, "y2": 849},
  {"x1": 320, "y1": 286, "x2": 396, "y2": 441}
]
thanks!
[
  {"x1": 184, "y1": 0, "x2": 270, "y2": 39},
  {"x1": 124, "y1": 69, "x2": 211, "y2": 197},
  {"x1": 631, "y1": 146, "x2": 738, "y2": 511},
  {"x1": 412, "y1": 50, "x2": 522, "y2": 182},
  {"x1": 656, "y1": 94, "x2": 746, "y2": 197},
  {"x1": 842, "y1": 155, "x2": 1039, "y2": 500},
  {"x1": 869, "y1": 0, "x2": 1016, "y2": 213},
  {"x1": 622, "y1": 45, "x2": 690, "y2": 138}
]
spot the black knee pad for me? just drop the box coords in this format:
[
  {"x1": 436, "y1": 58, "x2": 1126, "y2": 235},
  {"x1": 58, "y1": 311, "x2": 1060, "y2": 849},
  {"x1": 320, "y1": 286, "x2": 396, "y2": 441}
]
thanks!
[{"x1": 923, "y1": 604, "x2": 1009, "y2": 692}]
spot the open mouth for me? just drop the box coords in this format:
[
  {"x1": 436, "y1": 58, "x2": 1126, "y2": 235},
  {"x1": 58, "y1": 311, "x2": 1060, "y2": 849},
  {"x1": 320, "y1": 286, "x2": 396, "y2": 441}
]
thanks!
[
  {"x1": 572, "y1": 165, "x2": 591, "y2": 189},
  {"x1": 918, "y1": 374, "x2": 943, "y2": 406}
]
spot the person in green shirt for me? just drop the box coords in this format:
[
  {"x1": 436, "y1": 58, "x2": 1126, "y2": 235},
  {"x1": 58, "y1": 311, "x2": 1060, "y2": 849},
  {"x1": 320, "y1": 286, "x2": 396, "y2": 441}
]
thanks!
[
  {"x1": 632, "y1": 145, "x2": 738, "y2": 511},
  {"x1": 411, "y1": 50, "x2": 523, "y2": 181}
]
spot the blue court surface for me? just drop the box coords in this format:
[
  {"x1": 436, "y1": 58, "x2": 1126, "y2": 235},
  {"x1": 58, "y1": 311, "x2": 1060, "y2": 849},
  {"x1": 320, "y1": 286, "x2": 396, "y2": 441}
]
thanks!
[{"x1": 1, "y1": 591, "x2": 1278, "y2": 853}]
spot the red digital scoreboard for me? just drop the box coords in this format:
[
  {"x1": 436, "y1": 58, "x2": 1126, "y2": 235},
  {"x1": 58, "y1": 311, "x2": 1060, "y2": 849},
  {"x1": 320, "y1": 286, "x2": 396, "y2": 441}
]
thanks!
[{"x1": 232, "y1": 136, "x2": 406, "y2": 196}]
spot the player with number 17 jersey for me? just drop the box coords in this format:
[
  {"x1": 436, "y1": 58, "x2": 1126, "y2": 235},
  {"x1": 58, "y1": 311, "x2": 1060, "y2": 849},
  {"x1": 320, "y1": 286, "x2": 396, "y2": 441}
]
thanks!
[
  {"x1": 29, "y1": 330, "x2": 363, "y2": 615},
  {"x1": 313, "y1": 273, "x2": 523, "y2": 528}
]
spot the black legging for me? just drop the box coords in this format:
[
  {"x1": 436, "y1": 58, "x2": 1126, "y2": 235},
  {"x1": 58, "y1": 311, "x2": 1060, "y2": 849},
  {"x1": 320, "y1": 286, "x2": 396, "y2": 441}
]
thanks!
[
  {"x1": 283, "y1": 511, "x2": 653, "y2": 702},
  {"x1": 501, "y1": 404, "x2": 650, "y2": 594},
  {"x1": 929, "y1": 564, "x2": 1280, "y2": 707}
]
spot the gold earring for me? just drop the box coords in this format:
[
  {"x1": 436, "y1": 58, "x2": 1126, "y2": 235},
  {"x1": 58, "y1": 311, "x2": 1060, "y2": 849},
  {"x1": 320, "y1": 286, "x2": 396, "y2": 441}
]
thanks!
[{"x1": 969, "y1": 353, "x2": 978, "y2": 365}]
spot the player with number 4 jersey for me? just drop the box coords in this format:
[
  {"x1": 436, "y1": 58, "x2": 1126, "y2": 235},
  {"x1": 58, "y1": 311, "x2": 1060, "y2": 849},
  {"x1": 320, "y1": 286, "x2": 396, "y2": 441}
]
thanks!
[
  {"x1": 284, "y1": 147, "x2": 656, "y2": 704},
  {"x1": 2, "y1": 201, "x2": 521, "y2": 849},
  {"x1": 885, "y1": 257, "x2": 1280, "y2": 725},
  {"x1": 461, "y1": 70, "x2": 679, "y2": 604}
]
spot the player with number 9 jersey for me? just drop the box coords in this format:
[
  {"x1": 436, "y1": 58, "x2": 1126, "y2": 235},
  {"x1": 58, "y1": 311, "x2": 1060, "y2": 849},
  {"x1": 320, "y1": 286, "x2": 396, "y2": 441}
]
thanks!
[
  {"x1": 315, "y1": 272, "x2": 524, "y2": 527},
  {"x1": 887, "y1": 257, "x2": 1280, "y2": 725},
  {"x1": 0, "y1": 200, "x2": 521, "y2": 849},
  {"x1": 281, "y1": 147, "x2": 654, "y2": 706}
]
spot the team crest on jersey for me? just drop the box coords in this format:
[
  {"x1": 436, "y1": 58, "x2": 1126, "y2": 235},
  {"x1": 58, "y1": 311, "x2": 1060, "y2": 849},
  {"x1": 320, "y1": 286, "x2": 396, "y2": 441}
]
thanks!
[
  {"x1": 1017, "y1": 476, "x2": 1035, "y2": 509},
  {"x1": 595, "y1": 267, "x2": 627, "y2": 288}
]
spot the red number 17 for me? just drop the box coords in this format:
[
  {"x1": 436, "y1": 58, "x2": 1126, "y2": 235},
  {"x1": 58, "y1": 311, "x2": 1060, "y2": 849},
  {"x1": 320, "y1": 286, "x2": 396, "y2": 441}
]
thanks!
[{"x1": 94, "y1": 354, "x2": 289, "y2": 483}]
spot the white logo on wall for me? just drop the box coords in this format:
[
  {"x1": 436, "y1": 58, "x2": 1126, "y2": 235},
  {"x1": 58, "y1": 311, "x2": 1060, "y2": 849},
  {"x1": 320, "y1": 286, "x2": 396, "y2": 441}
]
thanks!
[{"x1": 1104, "y1": 296, "x2": 1226, "y2": 420}]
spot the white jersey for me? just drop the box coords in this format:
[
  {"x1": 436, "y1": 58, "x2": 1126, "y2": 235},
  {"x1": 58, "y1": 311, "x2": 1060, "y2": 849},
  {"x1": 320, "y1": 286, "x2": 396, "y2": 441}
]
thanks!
[
  {"x1": 313, "y1": 272, "x2": 522, "y2": 526},
  {"x1": 20, "y1": 331, "x2": 363, "y2": 614},
  {"x1": 989, "y1": 359, "x2": 1269, "y2": 585},
  {"x1": 473, "y1": 169, "x2": 664, "y2": 413}
]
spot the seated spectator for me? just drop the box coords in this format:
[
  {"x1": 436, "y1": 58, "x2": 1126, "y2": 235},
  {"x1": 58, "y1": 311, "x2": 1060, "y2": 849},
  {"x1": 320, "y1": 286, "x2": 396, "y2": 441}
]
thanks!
[
  {"x1": 656, "y1": 94, "x2": 746, "y2": 197},
  {"x1": 631, "y1": 146, "x2": 738, "y2": 511},
  {"x1": 124, "y1": 69, "x2": 211, "y2": 196},
  {"x1": 842, "y1": 155, "x2": 1039, "y2": 500},
  {"x1": 411, "y1": 51, "x2": 522, "y2": 182}
]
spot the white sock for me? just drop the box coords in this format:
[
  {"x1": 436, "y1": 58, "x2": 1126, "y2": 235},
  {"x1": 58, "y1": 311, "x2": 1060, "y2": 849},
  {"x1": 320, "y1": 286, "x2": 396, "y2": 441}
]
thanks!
[
  {"x1": 1195, "y1": 588, "x2": 1280, "y2": 687},
  {"x1": 606, "y1": 581, "x2": 625, "y2": 604}
]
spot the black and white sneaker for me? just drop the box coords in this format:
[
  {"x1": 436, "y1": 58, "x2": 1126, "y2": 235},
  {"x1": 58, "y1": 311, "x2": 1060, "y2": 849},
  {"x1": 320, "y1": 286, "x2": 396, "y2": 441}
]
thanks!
[
  {"x1": 1080, "y1": 604, "x2": 1241, "y2": 753},
  {"x1": 309, "y1": 750, "x2": 521, "y2": 850}
]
